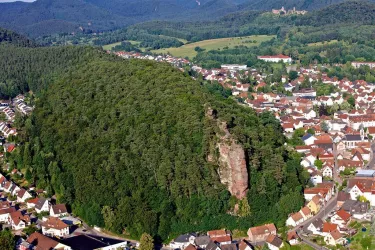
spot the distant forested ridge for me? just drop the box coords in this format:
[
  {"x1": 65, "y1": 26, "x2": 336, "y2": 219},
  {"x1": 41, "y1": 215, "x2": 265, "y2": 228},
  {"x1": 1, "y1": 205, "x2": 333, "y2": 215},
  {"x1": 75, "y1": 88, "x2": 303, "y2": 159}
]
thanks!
[
  {"x1": 0, "y1": 27, "x2": 36, "y2": 47},
  {"x1": 1, "y1": 0, "x2": 374, "y2": 38},
  {"x1": 1, "y1": 28, "x2": 308, "y2": 240}
]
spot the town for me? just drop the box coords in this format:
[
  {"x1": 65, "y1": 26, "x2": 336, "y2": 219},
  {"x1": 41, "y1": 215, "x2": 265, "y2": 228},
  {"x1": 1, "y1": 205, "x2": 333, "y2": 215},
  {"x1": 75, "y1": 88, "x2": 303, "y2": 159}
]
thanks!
[
  {"x1": 113, "y1": 51, "x2": 375, "y2": 249},
  {"x1": 0, "y1": 52, "x2": 374, "y2": 250}
]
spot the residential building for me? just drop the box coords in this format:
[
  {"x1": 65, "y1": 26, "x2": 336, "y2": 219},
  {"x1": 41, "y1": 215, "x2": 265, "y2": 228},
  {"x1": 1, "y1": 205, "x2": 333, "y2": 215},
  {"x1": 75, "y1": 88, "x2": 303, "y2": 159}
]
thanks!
[
  {"x1": 265, "y1": 234, "x2": 284, "y2": 250},
  {"x1": 35, "y1": 198, "x2": 50, "y2": 213},
  {"x1": 50, "y1": 204, "x2": 68, "y2": 217},
  {"x1": 331, "y1": 210, "x2": 351, "y2": 228},
  {"x1": 307, "y1": 218, "x2": 324, "y2": 235},
  {"x1": 247, "y1": 223, "x2": 277, "y2": 242},
  {"x1": 170, "y1": 233, "x2": 196, "y2": 249},
  {"x1": 287, "y1": 231, "x2": 300, "y2": 246},
  {"x1": 42, "y1": 216, "x2": 69, "y2": 238},
  {"x1": 9, "y1": 211, "x2": 30, "y2": 230},
  {"x1": 27, "y1": 232, "x2": 71, "y2": 250},
  {"x1": 324, "y1": 229, "x2": 347, "y2": 246}
]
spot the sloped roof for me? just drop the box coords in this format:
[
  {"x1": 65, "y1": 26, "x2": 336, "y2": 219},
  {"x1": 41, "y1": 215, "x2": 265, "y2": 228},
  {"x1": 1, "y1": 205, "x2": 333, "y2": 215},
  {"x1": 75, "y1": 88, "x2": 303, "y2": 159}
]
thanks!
[{"x1": 27, "y1": 232, "x2": 60, "y2": 250}]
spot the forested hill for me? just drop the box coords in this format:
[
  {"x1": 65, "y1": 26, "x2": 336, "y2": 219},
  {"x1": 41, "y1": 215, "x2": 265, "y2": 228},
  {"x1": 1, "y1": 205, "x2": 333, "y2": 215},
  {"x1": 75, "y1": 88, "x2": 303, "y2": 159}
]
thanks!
[
  {"x1": 1, "y1": 0, "x2": 375, "y2": 37},
  {"x1": 239, "y1": 0, "x2": 374, "y2": 10},
  {"x1": 1, "y1": 28, "x2": 308, "y2": 240},
  {"x1": 127, "y1": 0, "x2": 375, "y2": 43},
  {"x1": 297, "y1": 0, "x2": 375, "y2": 26},
  {"x1": 0, "y1": 27, "x2": 36, "y2": 47}
]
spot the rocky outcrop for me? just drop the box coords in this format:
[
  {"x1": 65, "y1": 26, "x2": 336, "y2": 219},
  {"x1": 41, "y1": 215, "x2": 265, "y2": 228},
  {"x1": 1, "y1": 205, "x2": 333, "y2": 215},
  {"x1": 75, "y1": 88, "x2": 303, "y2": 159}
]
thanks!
[
  {"x1": 217, "y1": 122, "x2": 248, "y2": 199},
  {"x1": 205, "y1": 107, "x2": 248, "y2": 199}
]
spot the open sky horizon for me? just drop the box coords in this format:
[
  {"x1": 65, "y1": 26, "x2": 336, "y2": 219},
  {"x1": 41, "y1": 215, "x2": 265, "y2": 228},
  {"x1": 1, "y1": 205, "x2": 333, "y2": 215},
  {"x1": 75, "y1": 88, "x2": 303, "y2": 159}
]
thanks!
[{"x1": 0, "y1": 0, "x2": 35, "y2": 2}]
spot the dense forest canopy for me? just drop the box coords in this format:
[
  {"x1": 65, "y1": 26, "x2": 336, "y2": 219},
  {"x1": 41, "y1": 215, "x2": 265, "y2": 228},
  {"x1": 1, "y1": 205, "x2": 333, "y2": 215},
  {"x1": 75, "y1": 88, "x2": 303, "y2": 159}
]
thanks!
[{"x1": 1, "y1": 28, "x2": 308, "y2": 241}]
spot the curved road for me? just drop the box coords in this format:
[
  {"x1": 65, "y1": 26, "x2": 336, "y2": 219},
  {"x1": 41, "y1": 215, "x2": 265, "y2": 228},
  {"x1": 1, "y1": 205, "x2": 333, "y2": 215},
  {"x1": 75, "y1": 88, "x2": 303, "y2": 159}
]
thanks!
[{"x1": 290, "y1": 193, "x2": 338, "y2": 250}]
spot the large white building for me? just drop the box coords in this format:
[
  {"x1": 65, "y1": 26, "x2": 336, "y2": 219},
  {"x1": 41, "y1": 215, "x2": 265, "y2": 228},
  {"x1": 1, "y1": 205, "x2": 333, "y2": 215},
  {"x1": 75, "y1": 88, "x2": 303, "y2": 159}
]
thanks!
[
  {"x1": 257, "y1": 54, "x2": 292, "y2": 63},
  {"x1": 221, "y1": 64, "x2": 248, "y2": 70},
  {"x1": 351, "y1": 61, "x2": 375, "y2": 69}
]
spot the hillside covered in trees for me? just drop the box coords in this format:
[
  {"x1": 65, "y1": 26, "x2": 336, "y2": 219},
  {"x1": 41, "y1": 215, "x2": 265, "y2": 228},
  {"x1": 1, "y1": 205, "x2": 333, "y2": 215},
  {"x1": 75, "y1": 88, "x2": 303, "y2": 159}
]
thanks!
[
  {"x1": 1, "y1": 28, "x2": 308, "y2": 240},
  {"x1": 1, "y1": 0, "x2": 373, "y2": 38}
]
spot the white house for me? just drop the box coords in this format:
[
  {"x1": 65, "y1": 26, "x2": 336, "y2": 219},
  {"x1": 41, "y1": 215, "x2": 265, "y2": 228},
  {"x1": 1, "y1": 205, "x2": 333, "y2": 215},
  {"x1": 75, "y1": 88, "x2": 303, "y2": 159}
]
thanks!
[
  {"x1": 307, "y1": 218, "x2": 324, "y2": 235},
  {"x1": 331, "y1": 210, "x2": 351, "y2": 228},
  {"x1": 16, "y1": 188, "x2": 32, "y2": 203},
  {"x1": 324, "y1": 229, "x2": 347, "y2": 246},
  {"x1": 302, "y1": 134, "x2": 316, "y2": 146},
  {"x1": 35, "y1": 198, "x2": 50, "y2": 213},
  {"x1": 9, "y1": 211, "x2": 30, "y2": 230},
  {"x1": 287, "y1": 231, "x2": 300, "y2": 246},
  {"x1": 169, "y1": 234, "x2": 196, "y2": 249},
  {"x1": 50, "y1": 204, "x2": 68, "y2": 217},
  {"x1": 0, "y1": 207, "x2": 15, "y2": 223},
  {"x1": 322, "y1": 165, "x2": 333, "y2": 178},
  {"x1": 265, "y1": 234, "x2": 284, "y2": 250},
  {"x1": 42, "y1": 217, "x2": 70, "y2": 238},
  {"x1": 286, "y1": 212, "x2": 304, "y2": 227}
]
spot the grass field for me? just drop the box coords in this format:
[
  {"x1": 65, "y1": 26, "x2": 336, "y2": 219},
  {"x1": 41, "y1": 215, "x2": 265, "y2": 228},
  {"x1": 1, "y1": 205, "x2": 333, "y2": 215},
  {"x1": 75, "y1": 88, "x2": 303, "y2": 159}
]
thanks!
[
  {"x1": 151, "y1": 35, "x2": 275, "y2": 58},
  {"x1": 102, "y1": 40, "x2": 140, "y2": 51}
]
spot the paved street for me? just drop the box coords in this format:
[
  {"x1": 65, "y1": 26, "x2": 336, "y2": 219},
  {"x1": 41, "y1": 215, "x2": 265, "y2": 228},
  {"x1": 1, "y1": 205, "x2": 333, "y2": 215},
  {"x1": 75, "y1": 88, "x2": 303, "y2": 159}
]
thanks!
[
  {"x1": 290, "y1": 193, "x2": 338, "y2": 233},
  {"x1": 297, "y1": 230, "x2": 330, "y2": 250}
]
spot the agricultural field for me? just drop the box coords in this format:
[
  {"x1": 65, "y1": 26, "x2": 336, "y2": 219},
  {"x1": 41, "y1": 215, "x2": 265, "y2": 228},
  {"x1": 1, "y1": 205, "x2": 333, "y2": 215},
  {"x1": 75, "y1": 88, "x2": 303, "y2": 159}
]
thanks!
[
  {"x1": 102, "y1": 40, "x2": 140, "y2": 51},
  {"x1": 151, "y1": 35, "x2": 275, "y2": 58}
]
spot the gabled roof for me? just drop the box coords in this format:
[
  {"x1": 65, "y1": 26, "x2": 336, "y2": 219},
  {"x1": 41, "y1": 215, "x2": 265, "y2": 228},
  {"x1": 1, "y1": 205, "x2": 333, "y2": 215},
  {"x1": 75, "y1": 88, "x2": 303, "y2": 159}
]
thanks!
[
  {"x1": 300, "y1": 206, "x2": 311, "y2": 216},
  {"x1": 0, "y1": 207, "x2": 15, "y2": 215},
  {"x1": 335, "y1": 210, "x2": 351, "y2": 221},
  {"x1": 206, "y1": 241, "x2": 221, "y2": 250},
  {"x1": 238, "y1": 239, "x2": 252, "y2": 250},
  {"x1": 248, "y1": 223, "x2": 276, "y2": 236},
  {"x1": 291, "y1": 212, "x2": 303, "y2": 222},
  {"x1": 10, "y1": 211, "x2": 30, "y2": 226},
  {"x1": 322, "y1": 222, "x2": 338, "y2": 233},
  {"x1": 27, "y1": 232, "x2": 61, "y2": 250},
  {"x1": 337, "y1": 191, "x2": 350, "y2": 202},
  {"x1": 265, "y1": 234, "x2": 283, "y2": 247},
  {"x1": 42, "y1": 217, "x2": 69, "y2": 230},
  {"x1": 287, "y1": 231, "x2": 299, "y2": 241},
  {"x1": 310, "y1": 218, "x2": 324, "y2": 229},
  {"x1": 207, "y1": 229, "x2": 228, "y2": 237},
  {"x1": 27, "y1": 197, "x2": 39, "y2": 205},
  {"x1": 35, "y1": 198, "x2": 48, "y2": 210},
  {"x1": 195, "y1": 236, "x2": 211, "y2": 246},
  {"x1": 330, "y1": 229, "x2": 343, "y2": 240},
  {"x1": 51, "y1": 204, "x2": 68, "y2": 215}
]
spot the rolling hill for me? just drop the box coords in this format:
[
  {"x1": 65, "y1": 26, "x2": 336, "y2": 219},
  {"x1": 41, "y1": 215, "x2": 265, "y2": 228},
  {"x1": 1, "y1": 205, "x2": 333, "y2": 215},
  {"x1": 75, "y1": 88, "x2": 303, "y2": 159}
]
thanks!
[{"x1": 0, "y1": 27, "x2": 307, "y2": 240}]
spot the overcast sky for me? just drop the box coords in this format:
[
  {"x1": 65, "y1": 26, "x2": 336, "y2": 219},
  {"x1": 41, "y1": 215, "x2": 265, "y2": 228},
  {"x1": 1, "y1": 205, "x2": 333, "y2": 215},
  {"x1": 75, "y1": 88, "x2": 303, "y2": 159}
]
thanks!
[{"x1": 0, "y1": 0, "x2": 35, "y2": 2}]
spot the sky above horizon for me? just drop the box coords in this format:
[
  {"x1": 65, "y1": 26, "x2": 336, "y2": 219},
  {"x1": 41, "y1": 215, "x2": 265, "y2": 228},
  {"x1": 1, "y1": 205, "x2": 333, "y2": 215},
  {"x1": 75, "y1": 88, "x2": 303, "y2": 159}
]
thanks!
[{"x1": 0, "y1": 0, "x2": 35, "y2": 2}]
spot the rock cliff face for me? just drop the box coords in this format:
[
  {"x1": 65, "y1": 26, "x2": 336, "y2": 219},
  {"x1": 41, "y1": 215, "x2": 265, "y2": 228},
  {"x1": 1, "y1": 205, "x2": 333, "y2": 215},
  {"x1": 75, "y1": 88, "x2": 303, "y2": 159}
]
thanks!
[
  {"x1": 206, "y1": 108, "x2": 248, "y2": 199},
  {"x1": 217, "y1": 122, "x2": 248, "y2": 199}
]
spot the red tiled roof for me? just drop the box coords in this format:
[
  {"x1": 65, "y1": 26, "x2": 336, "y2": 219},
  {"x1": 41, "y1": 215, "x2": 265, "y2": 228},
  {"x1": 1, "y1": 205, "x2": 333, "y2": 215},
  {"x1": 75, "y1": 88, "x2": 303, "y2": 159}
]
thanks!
[
  {"x1": 336, "y1": 210, "x2": 351, "y2": 221},
  {"x1": 323, "y1": 222, "x2": 338, "y2": 232}
]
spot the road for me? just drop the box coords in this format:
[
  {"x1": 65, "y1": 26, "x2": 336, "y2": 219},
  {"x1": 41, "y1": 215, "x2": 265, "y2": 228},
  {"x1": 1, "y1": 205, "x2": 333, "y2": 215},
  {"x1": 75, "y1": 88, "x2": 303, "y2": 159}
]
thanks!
[
  {"x1": 290, "y1": 193, "x2": 338, "y2": 233},
  {"x1": 288, "y1": 193, "x2": 338, "y2": 250},
  {"x1": 297, "y1": 230, "x2": 330, "y2": 250},
  {"x1": 73, "y1": 221, "x2": 140, "y2": 246}
]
